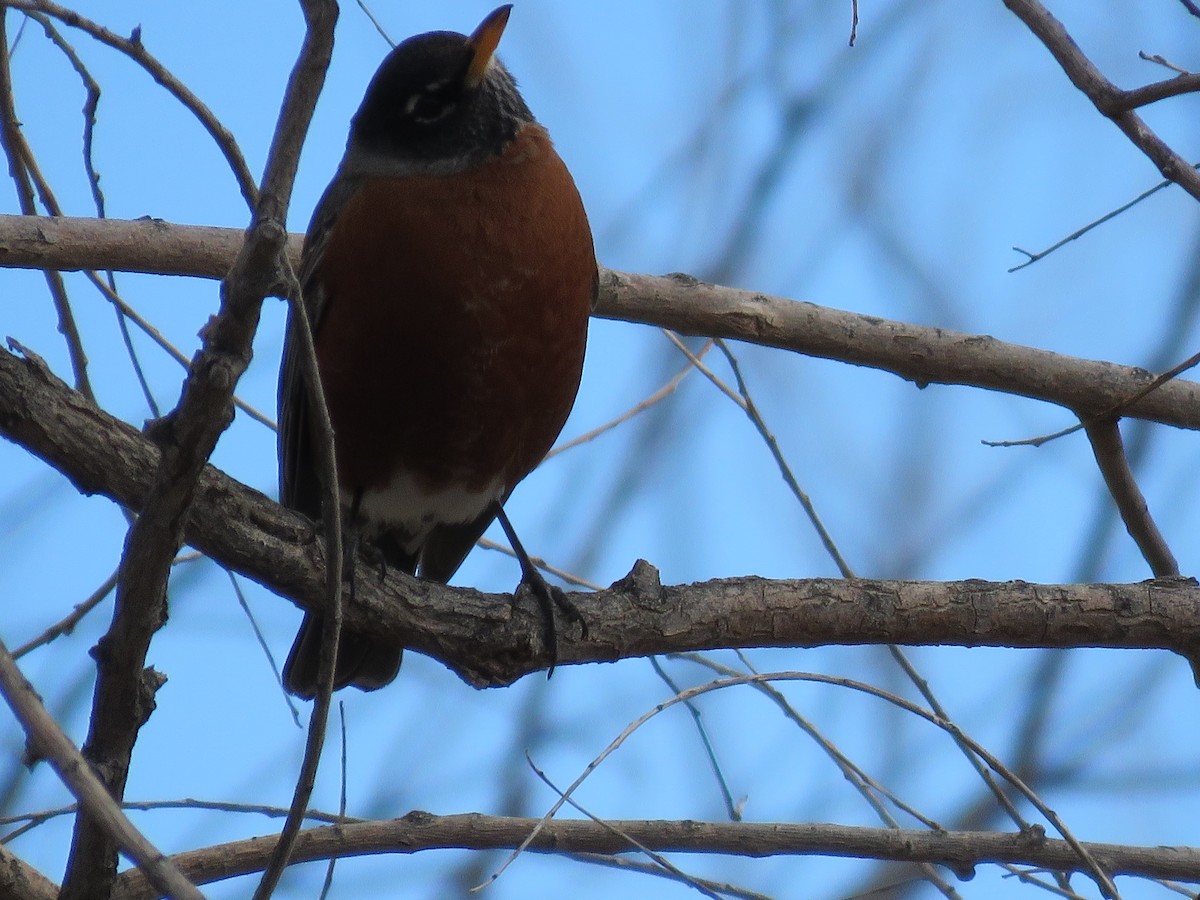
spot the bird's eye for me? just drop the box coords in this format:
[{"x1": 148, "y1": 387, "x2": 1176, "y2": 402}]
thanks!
[{"x1": 403, "y1": 81, "x2": 458, "y2": 124}]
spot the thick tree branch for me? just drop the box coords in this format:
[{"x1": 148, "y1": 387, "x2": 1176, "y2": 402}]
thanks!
[
  {"x1": 1, "y1": 213, "x2": 1199, "y2": 429},
  {"x1": 0, "y1": 842, "x2": 58, "y2": 900},
  {"x1": 109, "y1": 812, "x2": 1200, "y2": 900},
  {"x1": 3, "y1": 342, "x2": 1199, "y2": 686}
]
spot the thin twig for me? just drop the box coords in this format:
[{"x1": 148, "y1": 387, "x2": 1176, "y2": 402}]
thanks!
[
  {"x1": 649, "y1": 657, "x2": 742, "y2": 822},
  {"x1": 694, "y1": 651, "x2": 962, "y2": 898},
  {"x1": 712, "y1": 338, "x2": 856, "y2": 578},
  {"x1": 546, "y1": 344, "x2": 709, "y2": 458},
  {"x1": 11, "y1": 569, "x2": 117, "y2": 658},
  {"x1": 354, "y1": 0, "x2": 394, "y2": 47},
  {"x1": 479, "y1": 671, "x2": 1119, "y2": 899},
  {"x1": 983, "y1": 349, "x2": 1200, "y2": 448},
  {"x1": 84, "y1": 271, "x2": 277, "y2": 429},
  {"x1": 317, "y1": 703, "x2": 348, "y2": 899},
  {"x1": 0, "y1": 14, "x2": 93, "y2": 401},
  {"x1": 525, "y1": 753, "x2": 723, "y2": 900},
  {"x1": 1138, "y1": 51, "x2": 1194, "y2": 77},
  {"x1": 227, "y1": 570, "x2": 302, "y2": 727},
  {"x1": 1, "y1": 798, "x2": 356, "y2": 843},
  {"x1": 564, "y1": 853, "x2": 775, "y2": 900},
  {"x1": 477, "y1": 537, "x2": 603, "y2": 590},
  {"x1": 1008, "y1": 166, "x2": 1196, "y2": 272},
  {"x1": 4, "y1": 0, "x2": 258, "y2": 207}
]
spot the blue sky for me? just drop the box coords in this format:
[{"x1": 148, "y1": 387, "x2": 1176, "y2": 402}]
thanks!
[{"x1": 2, "y1": 2, "x2": 1199, "y2": 898}]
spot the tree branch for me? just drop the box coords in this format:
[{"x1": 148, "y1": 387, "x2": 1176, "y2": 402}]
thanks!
[
  {"x1": 109, "y1": 811, "x2": 1200, "y2": 900},
  {"x1": 0, "y1": 637, "x2": 201, "y2": 900},
  {"x1": 1003, "y1": 0, "x2": 1200, "y2": 203},
  {"x1": 0, "y1": 842, "x2": 58, "y2": 900},
  {"x1": 57, "y1": 0, "x2": 332, "y2": 889},
  {"x1": 1, "y1": 213, "x2": 1199, "y2": 429},
  {"x1": 1083, "y1": 417, "x2": 1179, "y2": 577},
  {"x1": 2, "y1": 341, "x2": 1199, "y2": 686}
]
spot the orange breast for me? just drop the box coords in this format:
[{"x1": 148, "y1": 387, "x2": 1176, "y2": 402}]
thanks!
[{"x1": 312, "y1": 123, "x2": 595, "y2": 499}]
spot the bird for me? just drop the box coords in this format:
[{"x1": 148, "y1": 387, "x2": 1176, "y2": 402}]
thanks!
[{"x1": 279, "y1": 5, "x2": 596, "y2": 699}]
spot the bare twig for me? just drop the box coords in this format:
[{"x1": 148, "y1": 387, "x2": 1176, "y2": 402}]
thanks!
[
  {"x1": 0, "y1": 14, "x2": 93, "y2": 401},
  {"x1": 476, "y1": 537, "x2": 602, "y2": 590},
  {"x1": 712, "y1": 338, "x2": 855, "y2": 578},
  {"x1": 227, "y1": 571, "x2": 302, "y2": 727},
  {"x1": 524, "y1": 753, "x2": 723, "y2": 899},
  {"x1": 11, "y1": 568, "x2": 117, "y2": 658},
  {"x1": 565, "y1": 853, "x2": 775, "y2": 900},
  {"x1": 2, "y1": 798, "x2": 355, "y2": 841},
  {"x1": 84, "y1": 270, "x2": 276, "y2": 429},
  {"x1": 482, "y1": 672, "x2": 1117, "y2": 898},
  {"x1": 3, "y1": 0, "x2": 258, "y2": 207},
  {"x1": 1009, "y1": 166, "x2": 1196, "y2": 272},
  {"x1": 983, "y1": 349, "x2": 1200, "y2": 448},
  {"x1": 22, "y1": 9, "x2": 163, "y2": 416},
  {"x1": 649, "y1": 657, "x2": 741, "y2": 822},
  {"x1": 1138, "y1": 50, "x2": 1194, "y2": 77},
  {"x1": 545, "y1": 345, "x2": 708, "y2": 458}
]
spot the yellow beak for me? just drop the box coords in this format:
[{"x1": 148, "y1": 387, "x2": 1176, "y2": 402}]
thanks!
[{"x1": 464, "y1": 5, "x2": 512, "y2": 89}]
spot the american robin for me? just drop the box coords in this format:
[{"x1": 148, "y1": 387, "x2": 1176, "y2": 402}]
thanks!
[{"x1": 279, "y1": 5, "x2": 595, "y2": 699}]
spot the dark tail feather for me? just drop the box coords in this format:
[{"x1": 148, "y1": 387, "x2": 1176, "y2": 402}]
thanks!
[{"x1": 282, "y1": 613, "x2": 403, "y2": 699}]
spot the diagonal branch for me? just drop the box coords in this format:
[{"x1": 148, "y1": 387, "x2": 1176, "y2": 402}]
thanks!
[
  {"x1": 1082, "y1": 417, "x2": 1179, "y2": 577},
  {"x1": 3, "y1": 0, "x2": 258, "y2": 208},
  {"x1": 3, "y1": 341, "x2": 1200, "y2": 684},
  {"x1": 1002, "y1": 0, "x2": 1200, "y2": 203},
  {"x1": 56, "y1": 0, "x2": 335, "y2": 894},
  {"x1": 2, "y1": 214, "x2": 1200, "y2": 430},
  {"x1": 0, "y1": 637, "x2": 201, "y2": 900}
]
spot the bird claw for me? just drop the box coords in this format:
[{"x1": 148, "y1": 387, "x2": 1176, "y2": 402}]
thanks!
[{"x1": 515, "y1": 571, "x2": 587, "y2": 678}]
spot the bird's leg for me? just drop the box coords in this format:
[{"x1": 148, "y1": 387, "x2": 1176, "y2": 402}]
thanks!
[
  {"x1": 341, "y1": 488, "x2": 391, "y2": 598},
  {"x1": 344, "y1": 489, "x2": 365, "y2": 599},
  {"x1": 491, "y1": 502, "x2": 587, "y2": 677}
]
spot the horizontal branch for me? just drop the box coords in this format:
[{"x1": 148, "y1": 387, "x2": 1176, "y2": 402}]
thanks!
[
  {"x1": 109, "y1": 811, "x2": 1200, "y2": 899},
  {"x1": 3, "y1": 341, "x2": 1199, "y2": 687},
  {"x1": 2, "y1": 213, "x2": 1199, "y2": 428}
]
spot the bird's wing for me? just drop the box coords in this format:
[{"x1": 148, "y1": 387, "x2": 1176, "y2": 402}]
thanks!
[{"x1": 278, "y1": 174, "x2": 362, "y2": 516}]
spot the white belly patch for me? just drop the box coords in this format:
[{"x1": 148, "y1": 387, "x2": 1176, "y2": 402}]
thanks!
[{"x1": 346, "y1": 470, "x2": 504, "y2": 555}]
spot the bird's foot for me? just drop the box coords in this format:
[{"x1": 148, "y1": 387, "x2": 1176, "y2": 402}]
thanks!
[{"x1": 515, "y1": 563, "x2": 587, "y2": 678}]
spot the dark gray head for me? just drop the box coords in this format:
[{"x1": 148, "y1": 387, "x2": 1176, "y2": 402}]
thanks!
[{"x1": 346, "y1": 6, "x2": 534, "y2": 175}]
